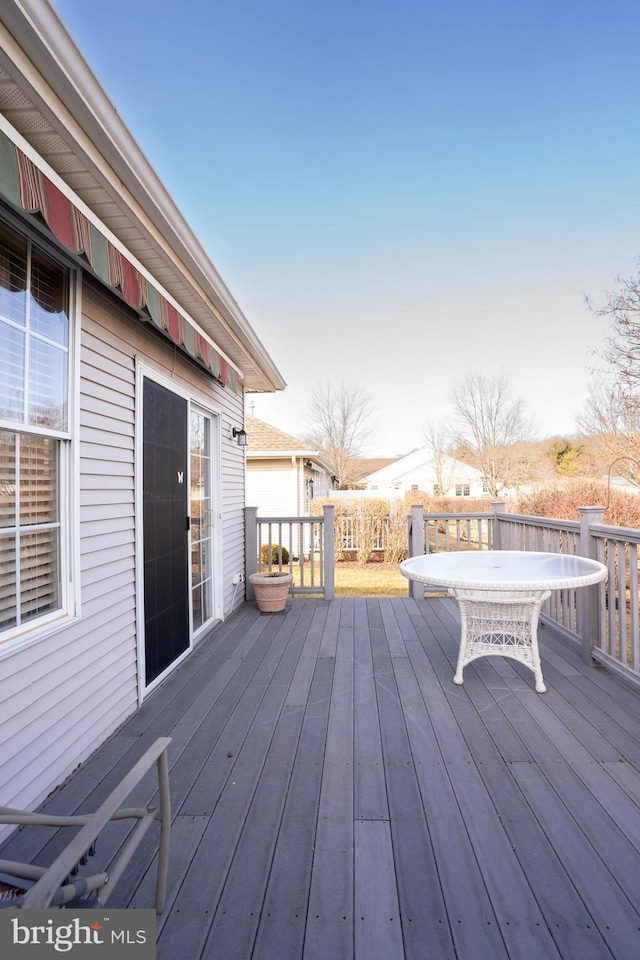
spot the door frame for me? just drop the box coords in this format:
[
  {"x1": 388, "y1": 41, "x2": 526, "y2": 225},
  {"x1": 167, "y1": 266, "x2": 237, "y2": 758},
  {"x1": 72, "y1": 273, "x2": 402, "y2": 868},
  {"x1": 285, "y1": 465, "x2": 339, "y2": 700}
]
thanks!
[
  {"x1": 189, "y1": 401, "x2": 224, "y2": 642},
  {"x1": 134, "y1": 362, "x2": 223, "y2": 702}
]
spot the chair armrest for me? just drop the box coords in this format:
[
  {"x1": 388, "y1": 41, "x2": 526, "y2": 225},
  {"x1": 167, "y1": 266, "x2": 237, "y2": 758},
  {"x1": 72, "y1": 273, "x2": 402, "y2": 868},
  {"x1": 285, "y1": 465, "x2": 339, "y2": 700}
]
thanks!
[{"x1": 3, "y1": 737, "x2": 171, "y2": 912}]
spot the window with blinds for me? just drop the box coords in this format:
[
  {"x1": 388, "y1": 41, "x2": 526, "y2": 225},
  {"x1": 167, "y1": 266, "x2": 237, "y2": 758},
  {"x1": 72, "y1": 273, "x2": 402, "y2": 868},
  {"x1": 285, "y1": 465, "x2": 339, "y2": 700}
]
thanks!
[{"x1": 0, "y1": 217, "x2": 71, "y2": 640}]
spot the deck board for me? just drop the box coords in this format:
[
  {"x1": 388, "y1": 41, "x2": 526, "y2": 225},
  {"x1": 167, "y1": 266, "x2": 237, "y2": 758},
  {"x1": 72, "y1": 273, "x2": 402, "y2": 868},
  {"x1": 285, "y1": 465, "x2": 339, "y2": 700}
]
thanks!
[
  {"x1": 354, "y1": 819, "x2": 404, "y2": 960},
  {"x1": 3, "y1": 596, "x2": 640, "y2": 960}
]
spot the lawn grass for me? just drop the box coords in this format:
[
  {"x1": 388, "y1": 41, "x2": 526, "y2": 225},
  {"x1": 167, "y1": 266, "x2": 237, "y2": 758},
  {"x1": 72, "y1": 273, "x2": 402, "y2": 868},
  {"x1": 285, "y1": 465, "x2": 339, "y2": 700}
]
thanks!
[
  {"x1": 334, "y1": 562, "x2": 409, "y2": 598},
  {"x1": 287, "y1": 560, "x2": 411, "y2": 597}
]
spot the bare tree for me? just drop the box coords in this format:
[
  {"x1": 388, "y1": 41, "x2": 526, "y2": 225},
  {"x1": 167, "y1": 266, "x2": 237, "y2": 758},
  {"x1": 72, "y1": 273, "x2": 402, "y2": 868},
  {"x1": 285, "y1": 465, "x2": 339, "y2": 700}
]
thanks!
[
  {"x1": 587, "y1": 261, "x2": 640, "y2": 392},
  {"x1": 581, "y1": 264, "x2": 640, "y2": 483},
  {"x1": 422, "y1": 421, "x2": 457, "y2": 495},
  {"x1": 576, "y1": 377, "x2": 640, "y2": 484},
  {"x1": 450, "y1": 371, "x2": 537, "y2": 496},
  {"x1": 304, "y1": 382, "x2": 376, "y2": 486}
]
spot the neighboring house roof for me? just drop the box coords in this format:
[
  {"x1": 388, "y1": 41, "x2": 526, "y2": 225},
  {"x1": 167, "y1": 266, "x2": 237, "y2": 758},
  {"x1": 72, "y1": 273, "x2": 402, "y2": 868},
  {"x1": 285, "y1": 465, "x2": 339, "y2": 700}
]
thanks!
[
  {"x1": 0, "y1": 0, "x2": 285, "y2": 394},
  {"x1": 245, "y1": 416, "x2": 334, "y2": 473},
  {"x1": 349, "y1": 457, "x2": 401, "y2": 482}
]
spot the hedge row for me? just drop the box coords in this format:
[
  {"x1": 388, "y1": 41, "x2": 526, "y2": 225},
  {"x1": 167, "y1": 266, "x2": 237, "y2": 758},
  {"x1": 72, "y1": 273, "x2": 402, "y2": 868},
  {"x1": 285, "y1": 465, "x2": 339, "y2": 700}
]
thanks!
[{"x1": 311, "y1": 482, "x2": 640, "y2": 565}]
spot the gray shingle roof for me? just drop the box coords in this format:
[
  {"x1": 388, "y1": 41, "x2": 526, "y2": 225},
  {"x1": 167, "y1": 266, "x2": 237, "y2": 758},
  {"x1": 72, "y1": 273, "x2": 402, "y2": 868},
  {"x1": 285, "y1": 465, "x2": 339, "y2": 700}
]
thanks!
[{"x1": 245, "y1": 416, "x2": 310, "y2": 452}]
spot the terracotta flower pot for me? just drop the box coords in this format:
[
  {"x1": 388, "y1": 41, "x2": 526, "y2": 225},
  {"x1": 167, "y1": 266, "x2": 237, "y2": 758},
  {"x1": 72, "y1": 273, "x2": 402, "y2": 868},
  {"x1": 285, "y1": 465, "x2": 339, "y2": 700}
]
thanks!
[{"x1": 249, "y1": 571, "x2": 293, "y2": 613}]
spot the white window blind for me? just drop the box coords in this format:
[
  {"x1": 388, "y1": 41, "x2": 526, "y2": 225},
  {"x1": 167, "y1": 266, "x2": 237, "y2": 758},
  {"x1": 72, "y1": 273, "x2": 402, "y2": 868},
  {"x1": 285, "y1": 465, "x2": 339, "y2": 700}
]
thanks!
[
  {"x1": 0, "y1": 432, "x2": 60, "y2": 632},
  {"x1": 0, "y1": 217, "x2": 69, "y2": 639}
]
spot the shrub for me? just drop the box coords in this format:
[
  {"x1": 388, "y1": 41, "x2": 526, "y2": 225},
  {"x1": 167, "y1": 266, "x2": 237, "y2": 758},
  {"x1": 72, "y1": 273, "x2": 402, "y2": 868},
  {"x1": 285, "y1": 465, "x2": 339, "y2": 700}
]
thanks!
[
  {"x1": 350, "y1": 500, "x2": 385, "y2": 565},
  {"x1": 514, "y1": 478, "x2": 640, "y2": 527},
  {"x1": 384, "y1": 499, "x2": 409, "y2": 564},
  {"x1": 425, "y1": 496, "x2": 492, "y2": 515},
  {"x1": 261, "y1": 543, "x2": 289, "y2": 566},
  {"x1": 312, "y1": 496, "x2": 411, "y2": 563}
]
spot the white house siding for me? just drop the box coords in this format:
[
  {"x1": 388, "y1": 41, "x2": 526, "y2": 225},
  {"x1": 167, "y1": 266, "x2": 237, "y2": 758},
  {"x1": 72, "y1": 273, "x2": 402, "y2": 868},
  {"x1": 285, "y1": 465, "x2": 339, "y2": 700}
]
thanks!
[
  {"x1": 0, "y1": 277, "x2": 246, "y2": 833},
  {"x1": 364, "y1": 449, "x2": 486, "y2": 499},
  {"x1": 220, "y1": 425, "x2": 247, "y2": 618},
  {"x1": 246, "y1": 460, "x2": 300, "y2": 556},
  {"x1": 246, "y1": 460, "x2": 296, "y2": 516}
]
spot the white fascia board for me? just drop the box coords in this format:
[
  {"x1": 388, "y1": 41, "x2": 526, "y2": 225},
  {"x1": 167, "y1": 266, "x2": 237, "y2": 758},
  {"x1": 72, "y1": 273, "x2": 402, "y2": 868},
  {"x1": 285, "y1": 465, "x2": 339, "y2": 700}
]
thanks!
[
  {"x1": 0, "y1": 0, "x2": 285, "y2": 390},
  {"x1": 247, "y1": 450, "x2": 332, "y2": 471}
]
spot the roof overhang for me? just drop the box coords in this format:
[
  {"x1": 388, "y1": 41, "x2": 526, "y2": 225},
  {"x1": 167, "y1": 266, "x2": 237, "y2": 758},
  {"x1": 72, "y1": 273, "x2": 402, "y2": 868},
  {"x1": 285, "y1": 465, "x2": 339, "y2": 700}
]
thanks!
[
  {"x1": 247, "y1": 450, "x2": 334, "y2": 473},
  {"x1": 0, "y1": 0, "x2": 286, "y2": 393}
]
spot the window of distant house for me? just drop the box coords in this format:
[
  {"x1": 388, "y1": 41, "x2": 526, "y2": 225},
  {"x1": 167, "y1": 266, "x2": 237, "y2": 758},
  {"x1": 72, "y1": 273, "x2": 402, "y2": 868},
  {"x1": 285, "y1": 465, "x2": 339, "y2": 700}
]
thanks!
[
  {"x1": 0, "y1": 217, "x2": 75, "y2": 642},
  {"x1": 455, "y1": 484, "x2": 471, "y2": 497}
]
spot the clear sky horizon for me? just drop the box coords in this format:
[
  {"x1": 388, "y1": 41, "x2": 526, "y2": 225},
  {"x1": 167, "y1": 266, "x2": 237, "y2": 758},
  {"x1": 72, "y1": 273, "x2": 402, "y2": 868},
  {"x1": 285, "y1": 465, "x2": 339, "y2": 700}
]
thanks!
[{"x1": 54, "y1": 0, "x2": 640, "y2": 456}]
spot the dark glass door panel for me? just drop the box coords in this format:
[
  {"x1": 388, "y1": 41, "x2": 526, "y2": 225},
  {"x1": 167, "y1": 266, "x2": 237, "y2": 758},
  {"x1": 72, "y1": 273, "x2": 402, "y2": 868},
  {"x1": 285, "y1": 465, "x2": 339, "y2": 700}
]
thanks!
[{"x1": 143, "y1": 379, "x2": 188, "y2": 683}]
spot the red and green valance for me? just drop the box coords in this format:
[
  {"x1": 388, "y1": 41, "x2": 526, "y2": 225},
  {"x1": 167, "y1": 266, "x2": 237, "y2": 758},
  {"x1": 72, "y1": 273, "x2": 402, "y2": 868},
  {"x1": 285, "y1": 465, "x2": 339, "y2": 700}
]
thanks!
[{"x1": 0, "y1": 127, "x2": 237, "y2": 391}]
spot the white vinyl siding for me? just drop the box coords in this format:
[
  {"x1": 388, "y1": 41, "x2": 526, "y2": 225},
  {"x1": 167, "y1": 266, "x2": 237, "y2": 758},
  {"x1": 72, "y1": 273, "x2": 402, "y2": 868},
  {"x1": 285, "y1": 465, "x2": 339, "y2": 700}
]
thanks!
[
  {"x1": 0, "y1": 276, "x2": 245, "y2": 833},
  {"x1": 246, "y1": 460, "x2": 297, "y2": 517},
  {"x1": 219, "y1": 408, "x2": 246, "y2": 619}
]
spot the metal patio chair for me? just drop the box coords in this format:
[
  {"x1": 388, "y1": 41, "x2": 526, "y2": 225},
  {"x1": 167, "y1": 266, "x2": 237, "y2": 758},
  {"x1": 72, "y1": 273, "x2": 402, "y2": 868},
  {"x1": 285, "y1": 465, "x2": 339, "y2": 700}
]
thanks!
[{"x1": 0, "y1": 737, "x2": 171, "y2": 912}]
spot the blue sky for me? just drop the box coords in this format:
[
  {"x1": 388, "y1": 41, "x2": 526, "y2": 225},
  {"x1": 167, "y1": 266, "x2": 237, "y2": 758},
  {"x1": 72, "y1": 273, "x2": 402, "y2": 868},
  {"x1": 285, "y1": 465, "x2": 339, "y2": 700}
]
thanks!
[{"x1": 54, "y1": 0, "x2": 640, "y2": 454}]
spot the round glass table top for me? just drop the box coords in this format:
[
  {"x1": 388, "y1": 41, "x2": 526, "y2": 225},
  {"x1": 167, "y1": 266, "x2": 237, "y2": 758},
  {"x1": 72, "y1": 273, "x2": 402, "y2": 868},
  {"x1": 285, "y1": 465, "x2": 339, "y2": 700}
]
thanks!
[{"x1": 400, "y1": 550, "x2": 608, "y2": 592}]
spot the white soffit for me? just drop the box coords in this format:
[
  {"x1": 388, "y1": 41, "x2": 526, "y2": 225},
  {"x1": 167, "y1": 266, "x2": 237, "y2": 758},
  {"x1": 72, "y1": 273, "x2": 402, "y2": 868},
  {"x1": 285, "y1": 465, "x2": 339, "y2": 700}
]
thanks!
[{"x1": 0, "y1": 3, "x2": 285, "y2": 393}]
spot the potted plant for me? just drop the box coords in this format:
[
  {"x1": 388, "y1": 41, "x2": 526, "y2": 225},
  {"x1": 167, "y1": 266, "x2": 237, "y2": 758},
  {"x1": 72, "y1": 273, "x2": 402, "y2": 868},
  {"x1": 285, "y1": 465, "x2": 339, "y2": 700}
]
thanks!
[{"x1": 249, "y1": 570, "x2": 293, "y2": 613}]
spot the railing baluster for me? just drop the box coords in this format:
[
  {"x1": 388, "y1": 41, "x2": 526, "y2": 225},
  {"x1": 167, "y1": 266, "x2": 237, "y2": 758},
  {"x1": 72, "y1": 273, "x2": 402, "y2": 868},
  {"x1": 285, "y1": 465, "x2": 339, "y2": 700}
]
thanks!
[
  {"x1": 630, "y1": 543, "x2": 638, "y2": 673},
  {"x1": 617, "y1": 542, "x2": 626, "y2": 664},
  {"x1": 606, "y1": 539, "x2": 616, "y2": 657}
]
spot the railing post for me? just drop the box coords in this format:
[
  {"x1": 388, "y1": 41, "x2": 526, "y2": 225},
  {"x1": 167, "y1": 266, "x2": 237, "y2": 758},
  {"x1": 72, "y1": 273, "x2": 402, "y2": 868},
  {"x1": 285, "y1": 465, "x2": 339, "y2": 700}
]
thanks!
[
  {"x1": 408, "y1": 504, "x2": 424, "y2": 598},
  {"x1": 323, "y1": 504, "x2": 335, "y2": 600},
  {"x1": 491, "y1": 501, "x2": 506, "y2": 550},
  {"x1": 578, "y1": 505, "x2": 605, "y2": 664},
  {"x1": 245, "y1": 506, "x2": 258, "y2": 601}
]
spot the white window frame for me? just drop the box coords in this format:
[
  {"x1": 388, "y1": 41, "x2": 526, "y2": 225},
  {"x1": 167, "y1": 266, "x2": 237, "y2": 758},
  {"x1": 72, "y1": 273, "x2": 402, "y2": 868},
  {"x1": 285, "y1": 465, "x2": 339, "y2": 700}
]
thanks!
[
  {"x1": 0, "y1": 209, "x2": 80, "y2": 654},
  {"x1": 190, "y1": 401, "x2": 223, "y2": 642}
]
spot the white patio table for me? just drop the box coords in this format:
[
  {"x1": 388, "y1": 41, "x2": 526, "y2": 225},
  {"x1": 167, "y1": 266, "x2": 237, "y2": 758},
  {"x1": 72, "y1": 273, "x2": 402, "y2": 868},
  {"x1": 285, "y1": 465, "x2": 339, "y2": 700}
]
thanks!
[{"x1": 400, "y1": 551, "x2": 608, "y2": 693}]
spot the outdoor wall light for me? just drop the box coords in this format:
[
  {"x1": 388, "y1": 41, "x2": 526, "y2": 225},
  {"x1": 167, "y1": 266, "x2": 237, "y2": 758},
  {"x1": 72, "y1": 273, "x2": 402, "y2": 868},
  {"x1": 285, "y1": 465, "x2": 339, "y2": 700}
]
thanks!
[{"x1": 233, "y1": 426, "x2": 248, "y2": 447}]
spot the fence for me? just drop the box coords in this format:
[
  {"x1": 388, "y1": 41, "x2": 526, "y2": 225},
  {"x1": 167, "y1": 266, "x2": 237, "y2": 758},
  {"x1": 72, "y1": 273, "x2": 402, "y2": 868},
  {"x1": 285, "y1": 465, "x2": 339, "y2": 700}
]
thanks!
[
  {"x1": 408, "y1": 502, "x2": 640, "y2": 689},
  {"x1": 245, "y1": 505, "x2": 334, "y2": 599},
  {"x1": 589, "y1": 518, "x2": 640, "y2": 682},
  {"x1": 339, "y1": 515, "x2": 386, "y2": 553},
  {"x1": 408, "y1": 508, "x2": 497, "y2": 557}
]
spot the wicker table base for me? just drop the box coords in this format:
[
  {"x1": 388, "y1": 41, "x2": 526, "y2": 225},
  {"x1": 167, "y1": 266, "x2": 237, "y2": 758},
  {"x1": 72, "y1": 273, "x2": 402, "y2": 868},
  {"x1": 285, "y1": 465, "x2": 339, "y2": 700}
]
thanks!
[{"x1": 451, "y1": 588, "x2": 551, "y2": 693}]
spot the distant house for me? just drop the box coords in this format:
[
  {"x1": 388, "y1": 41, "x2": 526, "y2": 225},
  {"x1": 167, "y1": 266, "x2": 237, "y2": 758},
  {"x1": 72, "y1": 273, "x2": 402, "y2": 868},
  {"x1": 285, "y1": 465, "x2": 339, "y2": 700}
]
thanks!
[
  {"x1": 0, "y1": 2, "x2": 285, "y2": 832},
  {"x1": 245, "y1": 416, "x2": 336, "y2": 516},
  {"x1": 362, "y1": 447, "x2": 487, "y2": 498},
  {"x1": 347, "y1": 457, "x2": 401, "y2": 488}
]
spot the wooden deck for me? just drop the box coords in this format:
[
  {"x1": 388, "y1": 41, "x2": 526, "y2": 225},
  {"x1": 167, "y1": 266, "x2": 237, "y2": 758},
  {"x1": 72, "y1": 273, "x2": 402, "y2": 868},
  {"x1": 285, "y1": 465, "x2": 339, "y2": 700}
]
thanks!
[{"x1": 4, "y1": 596, "x2": 640, "y2": 959}]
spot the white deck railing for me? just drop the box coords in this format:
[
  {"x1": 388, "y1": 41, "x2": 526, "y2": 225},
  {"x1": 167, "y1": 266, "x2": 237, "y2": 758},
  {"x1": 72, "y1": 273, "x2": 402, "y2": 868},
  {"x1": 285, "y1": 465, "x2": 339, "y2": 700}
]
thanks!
[
  {"x1": 408, "y1": 502, "x2": 640, "y2": 690},
  {"x1": 244, "y1": 501, "x2": 640, "y2": 688},
  {"x1": 589, "y1": 521, "x2": 640, "y2": 681},
  {"x1": 245, "y1": 505, "x2": 335, "y2": 599}
]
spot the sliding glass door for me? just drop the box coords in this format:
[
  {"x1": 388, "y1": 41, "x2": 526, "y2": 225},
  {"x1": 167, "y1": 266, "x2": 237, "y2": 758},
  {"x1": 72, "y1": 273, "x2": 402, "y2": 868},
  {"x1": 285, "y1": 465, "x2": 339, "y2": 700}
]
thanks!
[
  {"x1": 190, "y1": 408, "x2": 215, "y2": 634},
  {"x1": 142, "y1": 378, "x2": 219, "y2": 688}
]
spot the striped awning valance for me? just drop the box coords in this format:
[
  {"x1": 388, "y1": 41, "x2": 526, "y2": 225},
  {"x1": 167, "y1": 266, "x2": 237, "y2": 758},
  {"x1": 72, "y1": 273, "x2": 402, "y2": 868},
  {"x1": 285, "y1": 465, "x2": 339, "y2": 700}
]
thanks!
[{"x1": 0, "y1": 127, "x2": 238, "y2": 391}]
